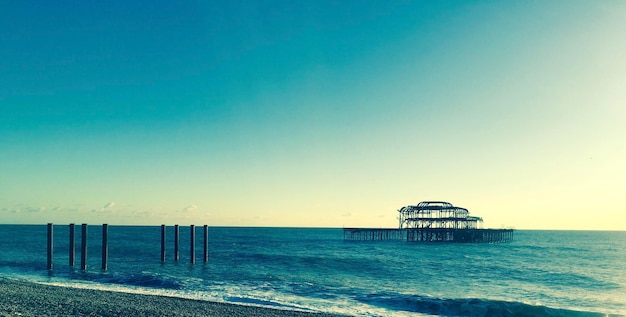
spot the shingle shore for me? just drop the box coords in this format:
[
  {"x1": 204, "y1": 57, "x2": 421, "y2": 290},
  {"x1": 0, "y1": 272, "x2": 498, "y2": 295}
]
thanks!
[{"x1": 0, "y1": 278, "x2": 349, "y2": 317}]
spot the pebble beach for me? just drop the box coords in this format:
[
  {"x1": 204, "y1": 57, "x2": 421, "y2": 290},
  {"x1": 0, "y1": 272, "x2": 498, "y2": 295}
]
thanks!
[{"x1": 0, "y1": 278, "x2": 347, "y2": 317}]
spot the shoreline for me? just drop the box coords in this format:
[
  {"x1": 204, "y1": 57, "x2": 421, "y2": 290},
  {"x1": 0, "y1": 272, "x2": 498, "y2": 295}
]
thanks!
[{"x1": 0, "y1": 278, "x2": 349, "y2": 317}]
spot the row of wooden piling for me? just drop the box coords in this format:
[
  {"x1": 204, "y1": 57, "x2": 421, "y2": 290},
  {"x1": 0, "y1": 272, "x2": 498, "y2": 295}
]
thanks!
[
  {"x1": 47, "y1": 223, "x2": 105, "y2": 271},
  {"x1": 160, "y1": 224, "x2": 209, "y2": 264},
  {"x1": 46, "y1": 223, "x2": 208, "y2": 271},
  {"x1": 342, "y1": 228, "x2": 405, "y2": 241},
  {"x1": 342, "y1": 227, "x2": 515, "y2": 243},
  {"x1": 405, "y1": 228, "x2": 514, "y2": 243}
]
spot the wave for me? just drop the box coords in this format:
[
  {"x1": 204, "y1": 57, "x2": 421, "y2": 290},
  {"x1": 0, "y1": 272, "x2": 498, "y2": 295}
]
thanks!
[
  {"x1": 67, "y1": 271, "x2": 184, "y2": 290},
  {"x1": 0, "y1": 263, "x2": 182, "y2": 290},
  {"x1": 355, "y1": 292, "x2": 621, "y2": 317},
  {"x1": 223, "y1": 295, "x2": 316, "y2": 312},
  {"x1": 94, "y1": 272, "x2": 183, "y2": 290},
  {"x1": 5, "y1": 269, "x2": 622, "y2": 317}
]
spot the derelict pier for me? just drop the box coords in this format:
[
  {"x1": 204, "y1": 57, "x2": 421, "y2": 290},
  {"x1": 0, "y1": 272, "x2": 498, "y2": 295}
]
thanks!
[{"x1": 343, "y1": 201, "x2": 513, "y2": 243}]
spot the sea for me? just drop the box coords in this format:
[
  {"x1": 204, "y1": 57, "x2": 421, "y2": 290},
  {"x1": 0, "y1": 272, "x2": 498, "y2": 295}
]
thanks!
[{"x1": 0, "y1": 225, "x2": 624, "y2": 316}]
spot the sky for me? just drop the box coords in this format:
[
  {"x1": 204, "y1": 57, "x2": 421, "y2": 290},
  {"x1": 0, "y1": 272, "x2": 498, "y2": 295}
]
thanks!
[{"x1": 1, "y1": 1, "x2": 625, "y2": 230}]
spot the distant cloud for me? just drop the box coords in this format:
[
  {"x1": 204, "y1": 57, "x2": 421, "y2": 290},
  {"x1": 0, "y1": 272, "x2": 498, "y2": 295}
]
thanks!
[
  {"x1": 4, "y1": 204, "x2": 25, "y2": 213},
  {"x1": 26, "y1": 207, "x2": 45, "y2": 213},
  {"x1": 94, "y1": 201, "x2": 117, "y2": 213},
  {"x1": 341, "y1": 212, "x2": 352, "y2": 217},
  {"x1": 2, "y1": 205, "x2": 47, "y2": 214},
  {"x1": 182, "y1": 204, "x2": 198, "y2": 213}
]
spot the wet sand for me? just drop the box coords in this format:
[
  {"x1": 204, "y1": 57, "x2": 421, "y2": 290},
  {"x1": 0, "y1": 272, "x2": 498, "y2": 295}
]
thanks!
[{"x1": 0, "y1": 278, "x2": 348, "y2": 317}]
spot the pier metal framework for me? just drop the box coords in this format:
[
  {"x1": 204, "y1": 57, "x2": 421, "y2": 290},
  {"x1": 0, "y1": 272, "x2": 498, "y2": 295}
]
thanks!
[
  {"x1": 398, "y1": 201, "x2": 483, "y2": 230},
  {"x1": 343, "y1": 201, "x2": 513, "y2": 243}
]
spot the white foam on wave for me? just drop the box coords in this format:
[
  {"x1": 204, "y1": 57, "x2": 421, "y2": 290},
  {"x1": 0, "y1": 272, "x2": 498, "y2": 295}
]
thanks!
[{"x1": 25, "y1": 274, "x2": 428, "y2": 317}]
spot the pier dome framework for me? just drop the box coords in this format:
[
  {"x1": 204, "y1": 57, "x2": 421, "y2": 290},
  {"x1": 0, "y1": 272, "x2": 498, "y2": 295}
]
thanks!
[{"x1": 398, "y1": 201, "x2": 483, "y2": 230}]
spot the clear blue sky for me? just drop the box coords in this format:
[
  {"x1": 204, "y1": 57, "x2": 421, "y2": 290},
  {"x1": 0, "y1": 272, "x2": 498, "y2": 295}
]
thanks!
[{"x1": 1, "y1": 1, "x2": 625, "y2": 229}]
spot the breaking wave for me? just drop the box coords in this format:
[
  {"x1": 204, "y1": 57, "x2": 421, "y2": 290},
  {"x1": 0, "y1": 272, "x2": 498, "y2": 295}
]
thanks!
[{"x1": 356, "y1": 292, "x2": 619, "y2": 317}]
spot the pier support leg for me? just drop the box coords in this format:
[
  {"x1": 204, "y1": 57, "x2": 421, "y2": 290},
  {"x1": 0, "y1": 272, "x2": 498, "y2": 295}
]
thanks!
[
  {"x1": 190, "y1": 225, "x2": 195, "y2": 264},
  {"x1": 47, "y1": 223, "x2": 53, "y2": 270},
  {"x1": 160, "y1": 225, "x2": 166, "y2": 263},
  {"x1": 203, "y1": 225, "x2": 208, "y2": 263},
  {"x1": 101, "y1": 224, "x2": 108, "y2": 271},
  {"x1": 69, "y1": 223, "x2": 75, "y2": 266},
  {"x1": 174, "y1": 225, "x2": 179, "y2": 261},
  {"x1": 81, "y1": 224, "x2": 87, "y2": 270}
]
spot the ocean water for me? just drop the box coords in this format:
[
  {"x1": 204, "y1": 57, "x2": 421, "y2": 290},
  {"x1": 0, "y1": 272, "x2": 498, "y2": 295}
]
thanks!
[{"x1": 0, "y1": 225, "x2": 624, "y2": 316}]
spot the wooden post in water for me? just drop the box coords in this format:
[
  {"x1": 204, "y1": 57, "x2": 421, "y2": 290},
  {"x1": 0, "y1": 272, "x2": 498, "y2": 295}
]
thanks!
[
  {"x1": 190, "y1": 225, "x2": 195, "y2": 264},
  {"x1": 174, "y1": 224, "x2": 179, "y2": 261},
  {"x1": 160, "y1": 225, "x2": 166, "y2": 263},
  {"x1": 47, "y1": 223, "x2": 53, "y2": 270},
  {"x1": 101, "y1": 224, "x2": 108, "y2": 271},
  {"x1": 203, "y1": 225, "x2": 208, "y2": 263},
  {"x1": 69, "y1": 223, "x2": 75, "y2": 266},
  {"x1": 81, "y1": 224, "x2": 87, "y2": 270}
]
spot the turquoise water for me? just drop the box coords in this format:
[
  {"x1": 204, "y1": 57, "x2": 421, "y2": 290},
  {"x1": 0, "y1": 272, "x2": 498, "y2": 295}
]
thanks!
[{"x1": 0, "y1": 225, "x2": 624, "y2": 316}]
